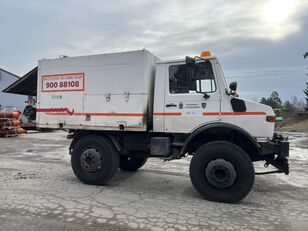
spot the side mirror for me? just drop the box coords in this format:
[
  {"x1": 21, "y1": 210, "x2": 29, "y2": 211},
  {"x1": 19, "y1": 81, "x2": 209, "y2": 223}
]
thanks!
[
  {"x1": 185, "y1": 56, "x2": 195, "y2": 66},
  {"x1": 229, "y1": 82, "x2": 237, "y2": 91}
]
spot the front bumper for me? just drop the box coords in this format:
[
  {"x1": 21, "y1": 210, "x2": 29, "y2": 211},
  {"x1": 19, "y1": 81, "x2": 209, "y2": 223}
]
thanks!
[
  {"x1": 258, "y1": 133, "x2": 289, "y2": 175},
  {"x1": 260, "y1": 133, "x2": 289, "y2": 157}
]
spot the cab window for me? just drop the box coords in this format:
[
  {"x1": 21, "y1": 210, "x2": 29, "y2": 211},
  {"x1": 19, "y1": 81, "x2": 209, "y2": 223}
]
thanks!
[{"x1": 169, "y1": 61, "x2": 216, "y2": 94}]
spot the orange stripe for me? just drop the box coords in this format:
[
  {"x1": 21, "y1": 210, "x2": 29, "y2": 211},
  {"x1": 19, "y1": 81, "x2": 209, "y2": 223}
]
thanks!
[
  {"x1": 203, "y1": 112, "x2": 266, "y2": 116},
  {"x1": 75, "y1": 112, "x2": 144, "y2": 116},
  {"x1": 153, "y1": 112, "x2": 182, "y2": 116},
  {"x1": 231, "y1": 112, "x2": 266, "y2": 115},
  {"x1": 47, "y1": 112, "x2": 182, "y2": 116},
  {"x1": 220, "y1": 112, "x2": 234, "y2": 115},
  {"x1": 44, "y1": 112, "x2": 144, "y2": 116},
  {"x1": 43, "y1": 111, "x2": 266, "y2": 117},
  {"x1": 203, "y1": 112, "x2": 220, "y2": 116}
]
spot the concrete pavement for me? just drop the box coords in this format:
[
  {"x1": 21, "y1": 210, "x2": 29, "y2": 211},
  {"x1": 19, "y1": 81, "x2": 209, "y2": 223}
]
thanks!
[{"x1": 0, "y1": 131, "x2": 308, "y2": 230}]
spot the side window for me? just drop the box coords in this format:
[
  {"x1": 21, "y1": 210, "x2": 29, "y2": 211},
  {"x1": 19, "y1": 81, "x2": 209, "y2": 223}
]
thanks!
[
  {"x1": 169, "y1": 64, "x2": 189, "y2": 94},
  {"x1": 169, "y1": 61, "x2": 216, "y2": 94}
]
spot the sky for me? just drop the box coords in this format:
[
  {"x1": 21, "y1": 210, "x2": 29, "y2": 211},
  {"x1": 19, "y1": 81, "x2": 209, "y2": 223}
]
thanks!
[{"x1": 0, "y1": 0, "x2": 307, "y2": 102}]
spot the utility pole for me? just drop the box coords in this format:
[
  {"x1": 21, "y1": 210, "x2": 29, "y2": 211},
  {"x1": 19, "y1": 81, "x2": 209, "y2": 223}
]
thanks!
[
  {"x1": 304, "y1": 52, "x2": 308, "y2": 110},
  {"x1": 305, "y1": 52, "x2": 308, "y2": 76}
]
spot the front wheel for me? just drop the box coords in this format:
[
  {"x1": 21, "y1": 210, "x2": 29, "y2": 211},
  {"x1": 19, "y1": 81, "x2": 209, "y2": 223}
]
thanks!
[{"x1": 189, "y1": 141, "x2": 255, "y2": 203}]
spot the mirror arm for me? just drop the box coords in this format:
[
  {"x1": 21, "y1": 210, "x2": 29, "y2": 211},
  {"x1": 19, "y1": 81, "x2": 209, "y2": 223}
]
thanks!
[
  {"x1": 225, "y1": 89, "x2": 238, "y2": 97},
  {"x1": 225, "y1": 88, "x2": 231, "y2": 95}
]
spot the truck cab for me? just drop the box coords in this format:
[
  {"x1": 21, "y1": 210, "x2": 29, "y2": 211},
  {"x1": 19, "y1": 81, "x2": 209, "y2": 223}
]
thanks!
[
  {"x1": 33, "y1": 49, "x2": 289, "y2": 203},
  {"x1": 153, "y1": 51, "x2": 275, "y2": 138}
]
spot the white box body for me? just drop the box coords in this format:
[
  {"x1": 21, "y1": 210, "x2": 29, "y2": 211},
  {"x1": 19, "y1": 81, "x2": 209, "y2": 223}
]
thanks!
[{"x1": 37, "y1": 50, "x2": 159, "y2": 131}]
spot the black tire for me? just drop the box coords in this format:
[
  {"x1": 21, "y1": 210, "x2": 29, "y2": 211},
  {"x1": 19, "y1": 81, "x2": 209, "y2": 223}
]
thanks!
[
  {"x1": 190, "y1": 141, "x2": 255, "y2": 203},
  {"x1": 119, "y1": 156, "x2": 148, "y2": 171},
  {"x1": 71, "y1": 135, "x2": 119, "y2": 185}
]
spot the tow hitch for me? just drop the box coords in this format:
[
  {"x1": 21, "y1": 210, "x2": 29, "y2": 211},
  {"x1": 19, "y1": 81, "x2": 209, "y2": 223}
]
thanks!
[
  {"x1": 255, "y1": 156, "x2": 289, "y2": 175},
  {"x1": 257, "y1": 133, "x2": 289, "y2": 175}
]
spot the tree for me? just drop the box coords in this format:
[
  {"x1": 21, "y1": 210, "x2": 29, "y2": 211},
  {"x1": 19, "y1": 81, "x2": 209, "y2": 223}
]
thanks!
[
  {"x1": 260, "y1": 91, "x2": 282, "y2": 109},
  {"x1": 289, "y1": 96, "x2": 305, "y2": 111},
  {"x1": 298, "y1": 100, "x2": 306, "y2": 111},
  {"x1": 291, "y1": 96, "x2": 299, "y2": 109},
  {"x1": 283, "y1": 100, "x2": 294, "y2": 112}
]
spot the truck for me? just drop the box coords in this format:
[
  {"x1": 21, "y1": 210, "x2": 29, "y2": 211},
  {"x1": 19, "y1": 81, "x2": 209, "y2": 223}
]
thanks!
[{"x1": 36, "y1": 49, "x2": 289, "y2": 203}]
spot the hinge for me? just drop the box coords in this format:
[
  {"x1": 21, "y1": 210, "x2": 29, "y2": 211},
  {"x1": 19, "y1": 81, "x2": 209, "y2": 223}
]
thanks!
[
  {"x1": 105, "y1": 93, "x2": 111, "y2": 102},
  {"x1": 124, "y1": 92, "x2": 130, "y2": 102}
]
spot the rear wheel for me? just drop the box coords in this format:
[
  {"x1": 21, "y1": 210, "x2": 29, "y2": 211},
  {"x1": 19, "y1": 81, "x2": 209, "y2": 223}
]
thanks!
[
  {"x1": 189, "y1": 141, "x2": 255, "y2": 203},
  {"x1": 119, "y1": 156, "x2": 148, "y2": 171},
  {"x1": 71, "y1": 135, "x2": 119, "y2": 185}
]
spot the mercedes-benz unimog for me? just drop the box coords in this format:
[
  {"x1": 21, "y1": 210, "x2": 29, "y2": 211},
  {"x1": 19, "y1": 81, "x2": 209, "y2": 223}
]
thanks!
[{"x1": 36, "y1": 49, "x2": 289, "y2": 202}]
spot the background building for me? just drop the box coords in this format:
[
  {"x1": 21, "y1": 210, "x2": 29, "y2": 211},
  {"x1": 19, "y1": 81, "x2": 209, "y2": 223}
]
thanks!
[{"x1": 0, "y1": 68, "x2": 27, "y2": 112}]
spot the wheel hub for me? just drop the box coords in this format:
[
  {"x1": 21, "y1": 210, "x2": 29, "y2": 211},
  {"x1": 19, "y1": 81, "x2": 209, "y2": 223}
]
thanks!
[
  {"x1": 80, "y1": 148, "x2": 102, "y2": 173},
  {"x1": 205, "y1": 158, "x2": 237, "y2": 189}
]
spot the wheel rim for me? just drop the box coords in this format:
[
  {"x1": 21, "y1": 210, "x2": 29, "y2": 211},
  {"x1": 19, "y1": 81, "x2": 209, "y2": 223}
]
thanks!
[
  {"x1": 205, "y1": 158, "x2": 237, "y2": 189},
  {"x1": 80, "y1": 148, "x2": 102, "y2": 173}
]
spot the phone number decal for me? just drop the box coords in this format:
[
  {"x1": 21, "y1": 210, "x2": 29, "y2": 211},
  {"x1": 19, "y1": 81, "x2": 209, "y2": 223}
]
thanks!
[{"x1": 42, "y1": 73, "x2": 85, "y2": 92}]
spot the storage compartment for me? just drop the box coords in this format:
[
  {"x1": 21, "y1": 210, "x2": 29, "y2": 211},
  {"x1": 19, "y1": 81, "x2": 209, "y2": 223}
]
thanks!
[
  {"x1": 150, "y1": 137, "x2": 171, "y2": 157},
  {"x1": 36, "y1": 50, "x2": 159, "y2": 131}
]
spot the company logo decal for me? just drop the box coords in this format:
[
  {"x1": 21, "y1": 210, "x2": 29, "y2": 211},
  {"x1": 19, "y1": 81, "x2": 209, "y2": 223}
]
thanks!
[{"x1": 201, "y1": 103, "x2": 207, "y2": 109}]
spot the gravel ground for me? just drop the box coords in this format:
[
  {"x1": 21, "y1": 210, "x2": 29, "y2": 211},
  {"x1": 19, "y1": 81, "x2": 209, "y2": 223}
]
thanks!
[{"x1": 0, "y1": 131, "x2": 307, "y2": 231}]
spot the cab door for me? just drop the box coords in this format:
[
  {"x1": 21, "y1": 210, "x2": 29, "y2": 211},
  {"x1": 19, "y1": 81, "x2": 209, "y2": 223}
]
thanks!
[{"x1": 164, "y1": 60, "x2": 221, "y2": 133}]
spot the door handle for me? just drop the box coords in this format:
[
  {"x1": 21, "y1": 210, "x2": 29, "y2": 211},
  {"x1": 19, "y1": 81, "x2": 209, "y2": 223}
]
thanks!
[
  {"x1": 166, "y1": 103, "x2": 177, "y2": 107},
  {"x1": 203, "y1": 93, "x2": 210, "y2": 100}
]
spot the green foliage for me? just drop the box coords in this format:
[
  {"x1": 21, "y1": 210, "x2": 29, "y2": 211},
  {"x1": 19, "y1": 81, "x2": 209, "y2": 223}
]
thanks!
[
  {"x1": 283, "y1": 100, "x2": 294, "y2": 111},
  {"x1": 260, "y1": 91, "x2": 282, "y2": 109}
]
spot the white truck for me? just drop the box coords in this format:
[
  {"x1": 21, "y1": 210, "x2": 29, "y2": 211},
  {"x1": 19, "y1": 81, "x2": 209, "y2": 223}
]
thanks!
[{"x1": 36, "y1": 49, "x2": 289, "y2": 202}]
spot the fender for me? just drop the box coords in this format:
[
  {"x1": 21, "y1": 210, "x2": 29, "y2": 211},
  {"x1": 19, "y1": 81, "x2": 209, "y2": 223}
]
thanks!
[
  {"x1": 180, "y1": 122, "x2": 261, "y2": 155},
  {"x1": 68, "y1": 130, "x2": 122, "y2": 154}
]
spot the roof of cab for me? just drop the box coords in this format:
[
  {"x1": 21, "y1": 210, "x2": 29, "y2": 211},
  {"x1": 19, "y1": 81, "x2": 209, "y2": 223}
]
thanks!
[{"x1": 157, "y1": 56, "x2": 216, "y2": 65}]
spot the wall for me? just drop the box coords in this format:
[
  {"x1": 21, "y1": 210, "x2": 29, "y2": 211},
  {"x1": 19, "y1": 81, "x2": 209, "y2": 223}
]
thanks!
[{"x1": 0, "y1": 69, "x2": 27, "y2": 112}]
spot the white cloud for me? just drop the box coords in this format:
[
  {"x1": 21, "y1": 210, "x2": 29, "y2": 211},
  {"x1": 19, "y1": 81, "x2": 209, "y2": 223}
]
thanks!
[
  {"x1": 1, "y1": 0, "x2": 307, "y2": 61},
  {"x1": 0, "y1": 0, "x2": 307, "y2": 102}
]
